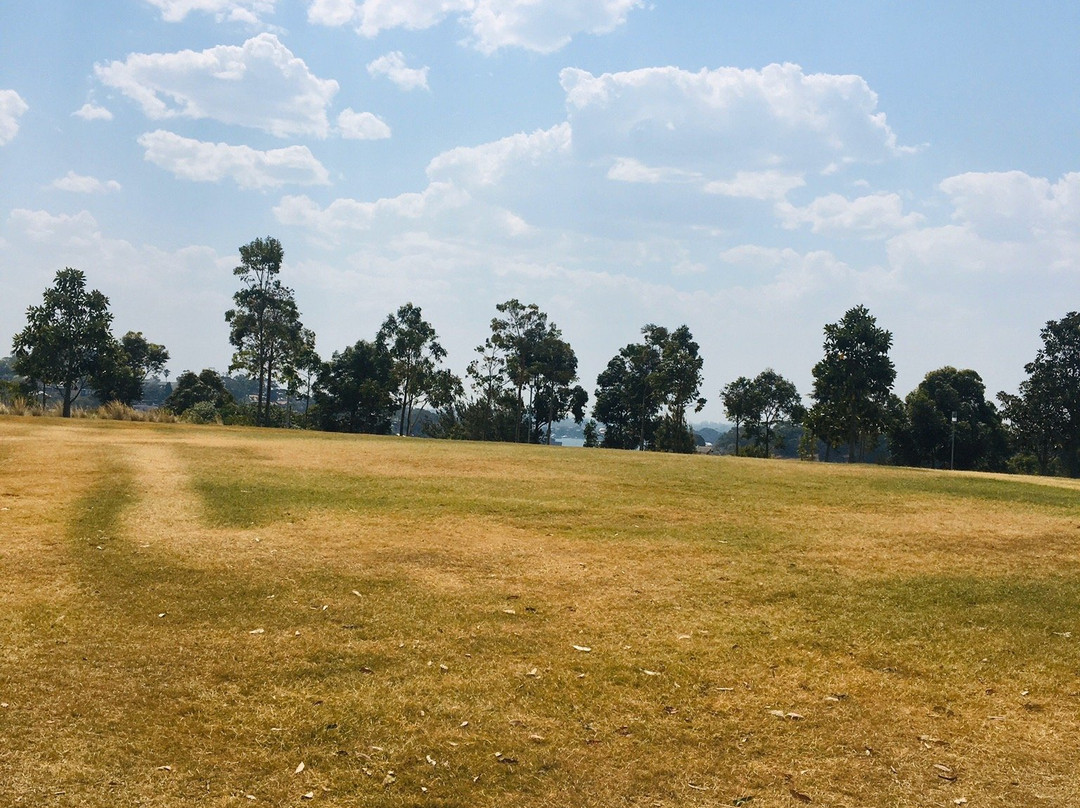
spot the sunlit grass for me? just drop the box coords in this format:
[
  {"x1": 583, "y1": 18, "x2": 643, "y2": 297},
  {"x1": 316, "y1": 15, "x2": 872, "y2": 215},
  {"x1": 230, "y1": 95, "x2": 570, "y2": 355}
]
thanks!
[{"x1": 1, "y1": 417, "x2": 1079, "y2": 806}]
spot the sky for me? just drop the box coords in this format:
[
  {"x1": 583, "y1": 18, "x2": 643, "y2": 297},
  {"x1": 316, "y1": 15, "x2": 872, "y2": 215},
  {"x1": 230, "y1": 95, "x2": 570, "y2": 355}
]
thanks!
[{"x1": 2, "y1": 1, "x2": 1078, "y2": 422}]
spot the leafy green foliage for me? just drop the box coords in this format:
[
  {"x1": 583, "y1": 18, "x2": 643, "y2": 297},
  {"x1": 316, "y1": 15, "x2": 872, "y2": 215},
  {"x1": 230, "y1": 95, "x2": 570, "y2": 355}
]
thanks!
[
  {"x1": 225, "y1": 236, "x2": 308, "y2": 425},
  {"x1": 593, "y1": 324, "x2": 704, "y2": 452},
  {"x1": 999, "y1": 312, "x2": 1080, "y2": 476},
  {"x1": 892, "y1": 366, "x2": 1008, "y2": 470},
  {"x1": 164, "y1": 369, "x2": 235, "y2": 416},
  {"x1": 11, "y1": 268, "x2": 115, "y2": 417},
  {"x1": 91, "y1": 330, "x2": 170, "y2": 406},
  {"x1": 808, "y1": 305, "x2": 898, "y2": 462},
  {"x1": 314, "y1": 339, "x2": 395, "y2": 433}
]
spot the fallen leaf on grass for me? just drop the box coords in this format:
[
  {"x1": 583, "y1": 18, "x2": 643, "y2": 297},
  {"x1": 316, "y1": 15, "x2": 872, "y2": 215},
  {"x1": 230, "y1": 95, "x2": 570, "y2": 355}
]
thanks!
[
  {"x1": 642, "y1": 669, "x2": 661, "y2": 676},
  {"x1": 528, "y1": 734, "x2": 545, "y2": 743},
  {"x1": 156, "y1": 765, "x2": 172, "y2": 772},
  {"x1": 733, "y1": 797, "x2": 755, "y2": 806},
  {"x1": 495, "y1": 753, "x2": 518, "y2": 764},
  {"x1": 351, "y1": 590, "x2": 362, "y2": 597},
  {"x1": 790, "y1": 788, "x2": 812, "y2": 803},
  {"x1": 248, "y1": 628, "x2": 265, "y2": 635},
  {"x1": 383, "y1": 772, "x2": 396, "y2": 786},
  {"x1": 525, "y1": 668, "x2": 539, "y2": 678},
  {"x1": 934, "y1": 764, "x2": 957, "y2": 781},
  {"x1": 687, "y1": 782, "x2": 709, "y2": 791},
  {"x1": 573, "y1": 645, "x2": 592, "y2": 652},
  {"x1": 301, "y1": 792, "x2": 314, "y2": 800},
  {"x1": 295, "y1": 762, "x2": 305, "y2": 774}
]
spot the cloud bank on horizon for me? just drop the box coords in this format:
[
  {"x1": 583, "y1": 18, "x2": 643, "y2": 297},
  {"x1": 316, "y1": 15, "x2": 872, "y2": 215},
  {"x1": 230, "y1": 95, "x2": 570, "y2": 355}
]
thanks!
[{"x1": 1, "y1": 0, "x2": 1077, "y2": 420}]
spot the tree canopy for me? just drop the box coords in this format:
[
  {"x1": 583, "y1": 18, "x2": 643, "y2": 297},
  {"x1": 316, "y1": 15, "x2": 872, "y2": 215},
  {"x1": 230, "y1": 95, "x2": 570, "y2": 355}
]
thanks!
[
  {"x1": 12, "y1": 268, "x2": 115, "y2": 417},
  {"x1": 808, "y1": 305, "x2": 897, "y2": 462},
  {"x1": 593, "y1": 324, "x2": 704, "y2": 453},
  {"x1": 225, "y1": 237, "x2": 307, "y2": 425}
]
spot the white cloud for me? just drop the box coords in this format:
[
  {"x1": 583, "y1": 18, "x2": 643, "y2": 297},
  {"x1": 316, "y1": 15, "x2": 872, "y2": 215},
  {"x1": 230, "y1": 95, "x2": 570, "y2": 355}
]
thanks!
[
  {"x1": 426, "y1": 123, "x2": 572, "y2": 187},
  {"x1": 0, "y1": 90, "x2": 29, "y2": 145},
  {"x1": 138, "y1": 130, "x2": 330, "y2": 188},
  {"x1": 561, "y1": 63, "x2": 911, "y2": 176},
  {"x1": 95, "y1": 34, "x2": 338, "y2": 138},
  {"x1": 367, "y1": 51, "x2": 430, "y2": 91},
  {"x1": 778, "y1": 192, "x2": 924, "y2": 236},
  {"x1": 888, "y1": 171, "x2": 1080, "y2": 275},
  {"x1": 50, "y1": 171, "x2": 122, "y2": 194},
  {"x1": 274, "y1": 182, "x2": 469, "y2": 237},
  {"x1": 704, "y1": 170, "x2": 806, "y2": 201},
  {"x1": 606, "y1": 157, "x2": 698, "y2": 184},
  {"x1": 73, "y1": 103, "x2": 114, "y2": 122},
  {"x1": 307, "y1": 0, "x2": 642, "y2": 54},
  {"x1": 306, "y1": 0, "x2": 361, "y2": 26},
  {"x1": 337, "y1": 108, "x2": 391, "y2": 139},
  {"x1": 143, "y1": 0, "x2": 276, "y2": 24},
  {"x1": 939, "y1": 170, "x2": 1080, "y2": 239},
  {"x1": 465, "y1": 0, "x2": 644, "y2": 55}
]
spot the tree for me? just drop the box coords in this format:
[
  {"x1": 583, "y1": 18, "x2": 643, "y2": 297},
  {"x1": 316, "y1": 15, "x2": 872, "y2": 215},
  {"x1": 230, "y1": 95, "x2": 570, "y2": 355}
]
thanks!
[
  {"x1": 163, "y1": 369, "x2": 234, "y2": 417},
  {"x1": 649, "y1": 324, "x2": 706, "y2": 453},
  {"x1": 280, "y1": 327, "x2": 320, "y2": 426},
  {"x1": 807, "y1": 305, "x2": 897, "y2": 462},
  {"x1": 720, "y1": 376, "x2": 761, "y2": 457},
  {"x1": 315, "y1": 340, "x2": 395, "y2": 434},
  {"x1": 489, "y1": 299, "x2": 548, "y2": 442},
  {"x1": 225, "y1": 237, "x2": 306, "y2": 425},
  {"x1": 999, "y1": 312, "x2": 1080, "y2": 476},
  {"x1": 892, "y1": 367, "x2": 1007, "y2": 471},
  {"x1": 530, "y1": 326, "x2": 587, "y2": 444},
  {"x1": 12, "y1": 268, "x2": 114, "y2": 417},
  {"x1": 746, "y1": 369, "x2": 803, "y2": 459},
  {"x1": 593, "y1": 341, "x2": 662, "y2": 450},
  {"x1": 593, "y1": 324, "x2": 704, "y2": 453},
  {"x1": 377, "y1": 303, "x2": 449, "y2": 437},
  {"x1": 92, "y1": 331, "x2": 170, "y2": 406}
]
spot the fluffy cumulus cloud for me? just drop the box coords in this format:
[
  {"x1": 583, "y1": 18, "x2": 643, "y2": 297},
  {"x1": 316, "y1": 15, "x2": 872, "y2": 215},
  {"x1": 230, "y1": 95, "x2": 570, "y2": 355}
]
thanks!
[
  {"x1": 73, "y1": 103, "x2": 114, "y2": 122},
  {"x1": 95, "y1": 34, "x2": 338, "y2": 138},
  {"x1": 888, "y1": 171, "x2": 1080, "y2": 275},
  {"x1": 426, "y1": 123, "x2": 572, "y2": 187},
  {"x1": 561, "y1": 63, "x2": 910, "y2": 179},
  {"x1": 337, "y1": 108, "x2": 391, "y2": 139},
  {"x1": 308, "y1": 0, "x2": 642, "y2": 53},
  {"x1": 367, "y1": 51, "x2": 429, "y2": 91},
  {"x1": 143, "y1": 0, "x2": 276, "y2": 24},
  {"x1": 274, "y1": 182, "x2": 470, "y2": 238},
  {"x1": 0, "y1": 90, "x2": 29, "y2": 145},
  {"x1": 137, "y1": 129, "x2": 330, "y2": 188},
  {"x1": 778, "y1": 192, "x2": 924, "y2": 236},
  {"x1": 50, "y1": 171, "x2": 122, "y2": 194}
]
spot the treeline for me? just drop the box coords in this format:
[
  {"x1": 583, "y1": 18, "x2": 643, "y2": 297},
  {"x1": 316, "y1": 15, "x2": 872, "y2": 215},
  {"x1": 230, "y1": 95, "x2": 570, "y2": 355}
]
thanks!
[{"x1": 6, "y1": 237, "x2": 1080, "y2": 477}]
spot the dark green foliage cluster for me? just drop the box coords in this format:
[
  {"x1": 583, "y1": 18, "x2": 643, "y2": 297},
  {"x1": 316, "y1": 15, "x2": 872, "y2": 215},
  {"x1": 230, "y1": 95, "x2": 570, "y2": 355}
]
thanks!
[
  {"x1": 10, "y1": 245, "x2": 1080, "y2": 476},
  {"x1": 10, "y1": 268, "x2": 169, "y2": 415},
  {"x1": 593, "y1": 324, "x2": 704, "y2": 452}
]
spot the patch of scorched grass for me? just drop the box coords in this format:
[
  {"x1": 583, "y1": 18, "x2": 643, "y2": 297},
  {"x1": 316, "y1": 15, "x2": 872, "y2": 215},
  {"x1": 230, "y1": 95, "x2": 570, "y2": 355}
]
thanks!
[{"x1": 1, "y1": 419, "x2": 1079, "y2": 807}]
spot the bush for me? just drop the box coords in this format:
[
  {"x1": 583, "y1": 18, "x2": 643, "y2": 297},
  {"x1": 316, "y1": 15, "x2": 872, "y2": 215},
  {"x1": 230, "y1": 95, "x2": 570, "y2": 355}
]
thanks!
[{"x1": 183, "y1": 401, "x2": 222, "y2": 425}]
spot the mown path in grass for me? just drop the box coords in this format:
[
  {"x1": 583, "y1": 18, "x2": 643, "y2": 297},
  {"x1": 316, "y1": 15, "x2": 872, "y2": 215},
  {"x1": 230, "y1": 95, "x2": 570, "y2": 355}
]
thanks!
[{"x1": 1, "y1": 418, "x2": 1079, "y2": 807}]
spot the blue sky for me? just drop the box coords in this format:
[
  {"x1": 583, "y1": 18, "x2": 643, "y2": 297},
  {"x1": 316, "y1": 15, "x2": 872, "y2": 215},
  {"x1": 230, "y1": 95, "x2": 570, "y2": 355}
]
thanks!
[{"x1": 2, "y1": 1, "x2": 1078, "y2": 421}]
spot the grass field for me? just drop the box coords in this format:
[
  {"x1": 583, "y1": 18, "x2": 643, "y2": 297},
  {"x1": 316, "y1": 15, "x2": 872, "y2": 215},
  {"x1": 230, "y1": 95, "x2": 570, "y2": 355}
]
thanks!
[{"x1": 1, "y1": 417, "x2": 1079, "y2": 807}]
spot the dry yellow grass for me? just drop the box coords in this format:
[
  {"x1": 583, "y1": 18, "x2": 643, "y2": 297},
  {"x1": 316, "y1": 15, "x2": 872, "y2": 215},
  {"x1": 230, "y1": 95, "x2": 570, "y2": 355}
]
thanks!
[{"x1": 1, "y1": 417, "x2": 1079, "y2": 807}]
